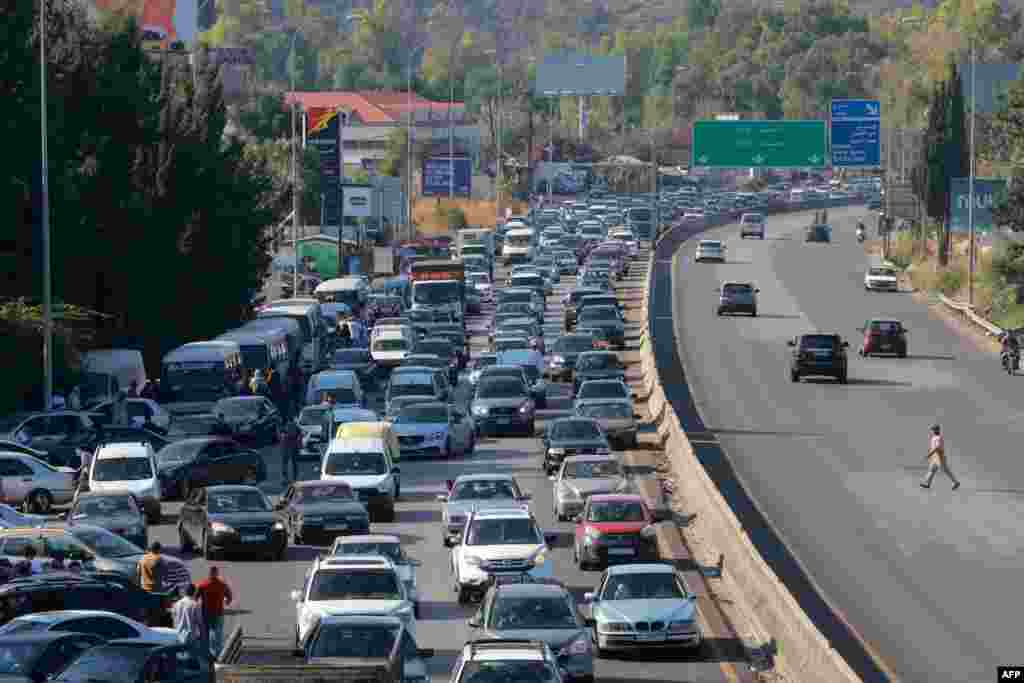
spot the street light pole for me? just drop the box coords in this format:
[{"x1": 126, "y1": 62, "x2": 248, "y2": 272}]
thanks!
[
  {"x1": 496, "y1": 59, "x2": 503, "y2": 226},
  {"x1": 968, "y1": 38, "x2": 977, "y2": 308},
  {"x1": 407, "y1": 59, "x2": 414, "y2": 242},
  {"x1": 289, "y1": 30, "x2": 300, "y2": 298},
  {"x1": 40, "y1": 0, "x2": 53, "y2": 410}
]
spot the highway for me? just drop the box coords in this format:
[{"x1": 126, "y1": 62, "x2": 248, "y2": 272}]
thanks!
[
  {"x1": 663, "y1": 207, "x2": 1021, "y2": 682},
  {"x1": 146, "y1": 247, "x2": 731, "y2": 683}
]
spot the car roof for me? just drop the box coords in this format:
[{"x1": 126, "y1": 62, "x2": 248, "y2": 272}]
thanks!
[
  {"x1": 455, "y1": 473, "x2": 516, "y2": 483},
  {"x1": 204, "y1": 485, "x2": 263, "y2": 494},
  {"x1": 472, "y1": 507, "x2": 531, "y2": 519},
  {"x1": 492, "y1": 582, "x2": 568, "y2": 597},
  {"x1": 326, "y1": 438, "x2": 386, "y2": 453},
  {"x1": 606, "y1": 562, "x2": 676, "y2": 575},
  {"x1": 317, "y1": 554, "x2": 395, "y2": 570},
  {"x1": 317, "y1": 614, "x2": 403, "y2": 627},
  {"x1": 95, "y1": 442, "x2": 153, "y2": 458},
  {"x1": 293, "y1": 480, "x2": 352, "y2": 489},
  {"x1": 563, "y1": 454, "x2": 618, "y2": 464},
  {"x1": 334, "y1": 534, "x2": 400, "y2": 544},
  {"x1": 589, "y1": 493, "x2": 643, "y2": 503},
  {"x1": 0, "y1": 632, "x2": 100, "y2": 644},
  {"x1": 12, "y1": 610, "x2": 136, "y2": 623}
]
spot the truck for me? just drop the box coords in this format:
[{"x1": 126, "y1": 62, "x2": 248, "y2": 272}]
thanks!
[{"x1": 409, "y1": 259, "x2": 466, "y2": 322}]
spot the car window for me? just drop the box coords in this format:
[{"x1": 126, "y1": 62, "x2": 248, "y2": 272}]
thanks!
[
  {"x1": 587, "y1": 500, "x2": 646, "y2": 523},
  {"x1": 869, "y1": 321, "x2": 901, "y2": 334},
  {"x1": 308, "y1": 569, "x2": 401, "y2": 601},
  {"x1": 0, "y1": 459, "x2": 32, "y2": 478},
  {"x1": 799, "y1": 335, "x2": 838, "y2": 350},
  {"x1": 576, "y1": 403, "x2": 631, "y2": 420},
  {"x1": 722, "y1": 284, "x2": 753, "y2": 295},
  {"x1": 0, "y1": 537, "x2": 38, "y2": 558},
  {"x1": 465, "y1": 517, "x2": 540, "y2": 546},
  {"x1": 451, "y1": 480, "x2": 518, "y2": 501},
  {"x1": 489, "y1": 595, "x2": 578, "y2": 629},
  {"x1": 41, "y1": 535, "x2": 93, "y2": 561},
  {"x1": 324, "y1": 452, "x2": 388, "y2": 476},
  {"x1": 550, "y1": 420, "x2": 602, "y2": 440},
  {"x1": 563, "y1": 459, "x2": 621, "y2": 479},
  {"x1": 207, "y1": 491, "x2": 271, "y2": 513},
  {"x1": 601, "y1": 572, "x2": 684, "y2": 600},
  {"x1": 309, "y1": 623, "x2": 399, "y2": 659},
  {"x1": 578, "y1": 382, "x2": 627, "y2": 400},
  {"x1": 293, "y1": 484, "x2": 354, "y2": 503},
  {"x1": 56, "y1": 616, "x2": 139, "y2": 639}
]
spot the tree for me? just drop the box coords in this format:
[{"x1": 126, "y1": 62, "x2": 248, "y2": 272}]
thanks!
[
  {"x1": 688, "y1": 0, "x2": 720, "y2": 30},
  {"x1": 992, "y1": 73, "x2": 1024, "y2": 230}
]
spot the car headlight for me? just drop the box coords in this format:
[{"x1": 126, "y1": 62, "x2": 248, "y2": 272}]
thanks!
[
  {"x1": 472, "y1": 405, "x2": 489, "y2": 416},
  {"x1": 273, "y1": 521, "x2": 285, "y2": 531},
  {"x1": 548, "y1": 447, "x2": 566, "y2": 456},
  {"x1": 211, "y1": 522, "x2": 235, "y2": 534},
  {"x1": 584, "y1": 526, "x2": 602, "y2": 542},
  {"x1": 464, "y1": 555, "x2": 483, "y2": 567},
  {"x1": 551, "y1": 355, "x2": 565, "y2": 365},
  {"x1": 599, "y1": 621, "x2": 631, "y2": 633},
  {"x1": 427, "y1": 431, "x2": 447, "y2": 442},
  {"x1": 519, "y1": 401, "x2": 533, "y2": 414}
]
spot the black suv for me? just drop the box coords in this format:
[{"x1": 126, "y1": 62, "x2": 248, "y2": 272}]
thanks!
[
  {"x1": 788, "y1": 334, "x2": 849, "y2": 383},
  {"x1": 0, "y1": 572, "x2": 174, "y2": 627}
]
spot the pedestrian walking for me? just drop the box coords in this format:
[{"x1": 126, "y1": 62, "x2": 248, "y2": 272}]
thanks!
[
  {"x1": 921, "y1": 424, "x2": 961, "y2": 490},
  {"x1": 172, "y1": 584, "x2": 206, "y2": 652},
  {"x1": 196, "y1": 566, "x2": 233, "y2": 658}
]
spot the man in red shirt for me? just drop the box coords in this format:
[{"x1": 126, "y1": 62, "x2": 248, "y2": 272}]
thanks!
[{"x1": 196, "y1": 566, "x2": 234, "y2": 657}]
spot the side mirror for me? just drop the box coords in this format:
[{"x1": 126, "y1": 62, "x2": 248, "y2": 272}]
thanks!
[
  {"x1": 391, "y1": 466, "x2": 400, "y2": 475},
  {"x1": 842, "y1": 341, "x2": 850, "y2": 348},
  {"x1": 290, "y1": 589, "x2": 302, "y2": 602},
  {"x1": 583, "y1": 592, "x2": 597, "y2": 602},
  {"x1": 755, "y1": 289, "x2": 761, "y2": 293},
  {"x1": 409, "y1": 559, "x2": 422, "y2": 567},
  {"x1": 574, "y1": 515, "x2": 583, "y2": 523}
]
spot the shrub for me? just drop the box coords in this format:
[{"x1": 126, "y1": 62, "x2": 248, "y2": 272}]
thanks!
[
  {"x1": 937, "y1": 269, "x2": 963, "y2": 294},
  {"x1": 445, "y1": 207, "x2": 468, "y2": 230}
]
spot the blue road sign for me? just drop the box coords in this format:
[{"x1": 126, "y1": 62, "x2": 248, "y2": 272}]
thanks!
[{"x1": 830, "y1": 99, "x2": 881, "y2": 168}]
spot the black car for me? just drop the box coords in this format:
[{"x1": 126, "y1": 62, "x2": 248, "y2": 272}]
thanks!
[
  {"x1": 178, "y1": 484, "x2": 287, "y2": 560},
  {"x1": 805, "y1": 224, "x2": 832, "y2": 242},
  {"x1": 547, "y1": 334, "x2": 597, "y2": 382},
  {"x1": 572, "y1": 351, "x2": 625, "y2": 396},
  {"x1": 64, "y1": 492, "x2": 147, "y2": 549},
  {"x1": 329, "y1": 348, "x2": 379, "y2": 388},
  {"x1": 431, "y1": 326, "x2": 470, "y2": 367},
  {"x1": 0, "y1": 633, "x2": 103, "y2": 682},
  {"x1": 0, "y1": 413, "x2": 100, "y2": 472},
  {"x1": 53, "y1": 639, "x2": 214, "y2": 683},
  {"x1": 542, "y1": 417, "x2": 611, "y2": 474},
  {"x1": 94, "y1": 426, "x2": 172, "y2": 453},
  {"x1": 155, "y1": 437, "x2": 267, "y2": 501},
  {"x1": 788, "y1": 333, "x2": 849, "y2": 383},
  {"x1": 563, "y1": 287, "x2": 605, "y2": 330},
  {"x1": 575, "y1": 306, "x2": 625, "y2": 350},
  {"x1": 415, "y1": 338, "x2": 459, "y2": 383},
  {"x1": 274, "y1": 481, "x2": 370, "y2": 545},
  {"x1": 211, "y1": 396, "x2": 282, "y2": 447},
  {"x1": 0, "y1": 573, "x2": 173, "y2": 627}
]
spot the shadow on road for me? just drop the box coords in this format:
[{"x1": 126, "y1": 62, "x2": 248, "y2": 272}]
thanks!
[{"x1": 395, "y1": 508, "x2": 442, "y2": 524}]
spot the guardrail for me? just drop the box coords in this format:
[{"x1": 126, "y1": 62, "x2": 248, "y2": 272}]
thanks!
[
  {"x1": 220, "y1": 625, "x2": 244, "y2": 665},
  {"x1": 937, "y1": 293, "x2": 1005, "y2": 337}
]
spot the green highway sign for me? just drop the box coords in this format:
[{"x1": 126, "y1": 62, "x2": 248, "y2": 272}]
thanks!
[{"x1": 691, "y1": 120, "x2": 828, "y2": 168}]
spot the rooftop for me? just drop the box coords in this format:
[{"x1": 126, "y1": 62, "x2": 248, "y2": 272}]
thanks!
[{"x1": 284, "y1": 91, "x2": 467, "y2": 126}]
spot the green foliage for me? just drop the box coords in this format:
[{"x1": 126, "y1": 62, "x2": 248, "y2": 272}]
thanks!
[
  {"x1": 444, "y1": 207, "x2": 468, "y2": 230},
  {"x1": 687, "y1": 0, "x2": 719, "y2": 30},
  {"x1": 990, "y1": 241, "x2": 1024, "y2": 280},
  {"x1": 238, "y1": 92, "x2": 291, "y2": 140},
  {"x1": 937, "y1": 269, "x2": 962, "y2": 294}
]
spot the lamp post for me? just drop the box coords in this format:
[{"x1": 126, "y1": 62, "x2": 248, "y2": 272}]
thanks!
[
  {"x1": 288, "y1": 29, "x2": 301, "y2": 298},
  {"x1": 40, "y1": 0, "x2": 53, "y2": 410},
  {"x1": 968, "y1": 38, "x2": 977, "y2": 308}
]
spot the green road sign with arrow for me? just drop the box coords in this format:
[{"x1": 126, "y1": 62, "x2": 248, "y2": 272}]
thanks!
[{"x1": 691, "y1": 120, "x2": 827, "y2": 168}]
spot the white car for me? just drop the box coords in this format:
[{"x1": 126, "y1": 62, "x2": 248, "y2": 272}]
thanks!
[
  {"x1": 739, "y1": 213, "x2": 766, "y2": 239},
  {"x1": 450, "y1": 507, "x2": 555, "y2": 604},
  {"x1": 0, "y1": 610, "x2": 179, "y2": 644},
  {"x1": 0, "y1": 451, "x2": 77, "y2": 513},
  {"x1": 864, "y1": 266, "x2": 899, "y2": 292},
  {"x1": 694, "y1": 240, "x2": 725, "y2": 263},
  {"x1": 291, "y1": 554, "x2": 416, "y2": 645},
  {"x1": 329, "y1": 534, "x2": 421, "y2": 617}
]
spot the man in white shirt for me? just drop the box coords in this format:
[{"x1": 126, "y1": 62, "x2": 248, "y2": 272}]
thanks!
[{"x1": 921, "y1": 424, "x2": 961, "y2": 491}]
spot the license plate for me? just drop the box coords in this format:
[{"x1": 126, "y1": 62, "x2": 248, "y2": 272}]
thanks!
[
  {"x1": 881, "y1": 345, "x2": 891, "y2": 350},
  {"x1": 637, "y1": 633, "x2": 665, "y2": 642},
  {"x1": 241, "y1": 534, "x2": 265, "y2": 542},
  {"x1": 325, "y1": 524, "x2": 348, "y2": 531},
  {"x1": 608, "y1": 548, "x2": 635, "y2": 555},
  {"x1": 491, "y1": 574, "x2": 525, "y2": 585},
  {"x1": 497, "y1": 418, "x2": 512, "y2": 425}
]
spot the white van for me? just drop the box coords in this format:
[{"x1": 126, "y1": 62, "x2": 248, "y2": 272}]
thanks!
[
  {"x1": 321, "y1": 437, "x2": 400, "y2": 522},
  {"x1": 258, "y1": 300, "x2": 324, "y2": 376},
  {"x1": 88, "y1": 442, "x2": 162, "y2": 523},
  {"x1": 371, "y1": 330, "x2": 412, "y2": 368},
  {"x1": 79, "y1": 349, "x2": 147, "y2": 407}
]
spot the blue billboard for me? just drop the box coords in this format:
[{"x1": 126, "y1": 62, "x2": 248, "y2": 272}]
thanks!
[
  {"x1": 830, "y1": 99, "x2": 881, "y2": 168},
  {"x1": 422, "y1": 156, "x2": 471, "y2": 197},
  {"x1": 950, "y1": 178, "x2": 1008, "y2": 233}
]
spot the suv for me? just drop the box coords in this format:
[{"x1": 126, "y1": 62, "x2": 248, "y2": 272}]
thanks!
[
  {"x1": 450, "y1": 507, "x2": 555, "y2": 604},
  {"x1": 739, "y1": 212, "x2": 766, "y2": 239},
  {"x1": 787, "y1": 333, "x2": 849, "y2": 383},
  {"x1": 291, "y1": 554, "x2": 416, "y2": 646},
  {"x1": 716, "y1": 282, "x2": 759, "y2": 317},
  {"x1": 87, "y1": 442, "x2": 162, "y2": 523},
  {"x1": 0, "y1": 572, "x2": 173, "y2": 627},
  {"x1": 450, "y1": 639, "x2": 565, "y2": 683}
]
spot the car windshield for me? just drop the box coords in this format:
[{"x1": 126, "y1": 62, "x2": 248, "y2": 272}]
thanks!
[
  {"x1": 869, "y1": 321, "x2": 901, "y2": 334},
  {"x1": 91, "y1": 457, "x2": 153, "y2": 481},
  {"x1": 451, "y1": 480, "x2": 517, "y2": 501},
  {"x1": 69, "y1": 526, "x2": 143, "y2": 558},
  {"x1": 458, "y1": 661, "x2": 560, "y2": 683},
  {"x1": 587, "y1": 500, "x2": 645, "y2": 523},
  {"x1": 477, "y1": 379, "x2": 526, "y2": 399},
  {"x1": 156, "y1": 442, "x2": 201, "y2": 464},
  {"x1": 374, "y1": 339, "x2": 409, "y2": 352},
  {"x1": 325, "y1": 452, "x2": 388, "y2": 476},
  {"x1": 723, "y1": 284, "x2": 753, "y2": 295},
  {"x1": 300, "y1": 407, "x2": 331, "y2": 427},
  {"x1": 551, "y1": 420, "x2": 602, "y2": 440},
  {"x1": 700, "y1": 241, "x2": 721, "y2": 249},
  {"x1": 332, "y1": 541, "x2": 402, "y2": 562},
  {"x1": 216, "y1": 399, "x2": 261, "y2": 418},
  {"x1": 394, "y1": 404, "x2": 448, "y2": 424},
  {"x1": 309, "y1": 569, "x2": 401, "y2": 601},
  {"x1": 208, "y1": 491, "x2": 271, "y2": 513},
  {"x1": 499, "y1": 326, "x2": 533, "y2": 338},
  {"x1": 577, "y1": 355, "x2": 619, "y2": 371},
  {"x1": 555, "y1": 337, "x2": 594, "y2": 353},
  {"x1": 473, "y1": 357, "x2": 498, "y2": 370},
  {"x1": 579, "y1": 308, "x2": 618, "y2": 323},
  {"x1": 413, "y1": 281, "x2": 460, "y2": 304},
  {"x1": 293, "y1": 484, "x2": 354, "y2": 502},
  {"x1": 578, "y1": 382, "x2": 627, "y2": 400},
  {"x1": 53, "y1": 645, "x2": 151, "y2": 682},
  {"x1": 466, "y1": 517, "x2": 540, "y2": 545},
  {"x1": 601, "y1": 572, "x2": 685, "y2": 601},
  {"x1": 309, "y1": 624, "x2": 400, "y2": 659},
  {"x1": 333, "y1": 350, "x2": 372, "y2": 365},
  {"x1": 490, "y1": 595, "x2": 578, "y2": 629},
  {"x1": 799, "y1": 335, "x2": 838, "y2": 350},
  {"x1": 389, "y1": 379, "x2": 434, "y2": 398},
  {"x1": 869, "y1": 268, "x2": 896, "y2": 277},
  {"x1": 417, "y1": 342, "x2": 452, "y2": 357},
  {"x1": 74, "y1": 496, "x2": 139, "y2": 518},
  {"x1": 564, "y1": 460, "x2": 621, "y2": 479},
  {"x1": 0, "y1": 641, "x2": 46, "y2": 674},
  {"x1": 577, "y1": 403, "x2": 632, "y2": 419}
]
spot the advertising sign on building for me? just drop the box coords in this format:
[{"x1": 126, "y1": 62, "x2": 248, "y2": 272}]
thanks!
[
  {"x1": 422, "y1": 156, "x2": 472, "y2": 197},
  {"x1": 344, "y1": 185, "x2": 374, "y2": 219},
  {"x1": 306, "y1": 108, "x2": 344, "y2": 228}
]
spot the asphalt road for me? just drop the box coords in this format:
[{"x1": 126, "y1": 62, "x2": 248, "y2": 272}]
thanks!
[
  {"x1": 147, "y1": 247, "x2": 729, "y2": 683},
  {"x1": 666, "y1": 208, "x2": 1022, "y2": 682}
]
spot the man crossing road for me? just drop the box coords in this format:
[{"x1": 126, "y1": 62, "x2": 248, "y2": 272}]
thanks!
[{"x1": 921, "y1": 424, "x2": 960, "y2": 491}]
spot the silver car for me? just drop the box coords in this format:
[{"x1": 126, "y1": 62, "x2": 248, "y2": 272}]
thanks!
[
  {"x1": 438, "y1": 474, "x2": 530, "y2": 547},
  {"x1": 574, "y1": 399, "x2": 637, "y2": 449},
  {"x1": 329, "y1": 533, "x2": 423, "y2": 617},
  {"x1": 0, "y1": 451, "x2": 77, "y2": 513},
  {"x1": 551, "y1": 455, "x2": 629, "y2": 522}
]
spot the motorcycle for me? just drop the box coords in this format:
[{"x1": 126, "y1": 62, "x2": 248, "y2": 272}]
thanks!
[
  {"x1": 856, "y1": 227, "x2": 866, "y2": 243},
  {"x1": 1002, "y1": 348, "x2": 1019, "y2": 375}
]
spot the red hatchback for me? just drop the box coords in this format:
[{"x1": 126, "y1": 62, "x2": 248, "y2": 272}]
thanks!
[
  {"x1": 574, "y1": 494, "x2": 656, "y2": 569},
  {"x1": 858, "y1": 318, "x2": 908, "y2": 358}
]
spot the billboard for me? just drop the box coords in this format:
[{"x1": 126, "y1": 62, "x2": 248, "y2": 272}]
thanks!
[
  {"x1": 422, "y1": 156, "x2": 471, "y2": 197},
  {"x1": 950, "y1": 178, "x2": 1008, "y2": 233},
  {"x1": 343, "y1": 185, "x2": 374, "y2": 219},
  {"x1": 90, "y1": 0, "x2": 199, "y2": 47},
  {"x1": 535, "y1": 53, "x2": 626, "y2": 96},
  {"x1": 306, "y1": 108, "x2": 344, "y2": 228}
]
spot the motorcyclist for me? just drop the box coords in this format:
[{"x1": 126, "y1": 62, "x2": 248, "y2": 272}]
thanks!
[
  {"x1": 337, "y1": 316, "x2": 352, "y2": 348},
  {"x1": 1001, "y1": 332, "x2": 1020, "y2": 369}
]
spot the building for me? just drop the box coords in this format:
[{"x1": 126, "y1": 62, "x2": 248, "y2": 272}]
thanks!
[{"x1": 284, "y1": 91, "x2": 480, "y2": 174}]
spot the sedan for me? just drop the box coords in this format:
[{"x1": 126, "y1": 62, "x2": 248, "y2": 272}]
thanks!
[
  {"x1": 574, "y1": 494, "x2": 656, "y2": 570},
  {"x1": 552, "y1": 455, "x2": 628, "y2": 522},
  {"x1": 392, "y1": 402, "x2": 476, "y2": 459},
  {"x1": 548, "y1": 334, "x2": 597, "y2": 382},
  {"x1": 541, "y1": 418, "x2": 611, "y2": 475},
  {"x1": 468, "y1": 354, "x2": 499, "y2": 387},
  {"x1": 52, "y1": 640, "x2": 213, "y2": 683},
  {"x1": 717, "y1": 282, "x2": 759, "y2": 317},
  {"x1": 64, "y1": 492, "x2": 148, "y2": 549},
  {"x1": 329, "y1": 534, "x2": 422, "y2": 617},
  {"x1": 0, "y1": 633, "x2": 104, "y2": 682},
  {"x1": 574, "y1": 307, "x2": 624, "y2": 350},
  {"x1": 572, "y1": 352, "x2": 625, "y2": 396},
  {"x1": 471, "y1": 377, "x2": 536, "y2": 437},
  {"x1": 178, "y1": 484, "x2": 287, "y2": 560},
  {"x1": 155, "y1": 437, "x2": 266, "y2": 501},
  {"x1": 0, "y1": 610, "x2": 179, "y2": 644},
  {"x1": 584, "y1": 563, "x2": 702, "y2": 655},
  {"x1": 275, "y1": 481, "x2": 370, "y2": 545},
  {"x1": 212, "y1": 396, "x2": 282, "y2": 447},
  {"x1": 694, "y1": 240, "x2": 725, "y2": 263},
  {"x1": 864, "y1": 265, "x2": 899, "y2": 292},
  {"x1": 328, "y1": 348, "x2": 379, "y2": 388}
]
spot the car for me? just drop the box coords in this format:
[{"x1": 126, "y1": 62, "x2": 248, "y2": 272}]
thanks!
[
  {"x1": 0, "y1": 525, "x2": 145, "y2": 582},
  {"x1": 0, "y1": 451, "x2": 77, "y2": 514},
  {"x1": 471, "y1": 377, "x2": 536, "y2": 437},
  {"x1": 541, "y1": 418, "x2": 611, "y2": 475},
  {"x1": 0, "y1": 610, "x2": 179, "y2": 644},
  {"x1": 64, "y1": 492, "x2": 148, "y2": 549},
  {"x1": 858, "y1": 319, "x2": 908, "y2": 358},
  {"x1": 0, "y1": 573, "x2": 174, "y2": 628},
  {"x1": 211, "y1": 396, "x2": 282, "y2": 446},
  {"x1": 573, "y1": 494, "x2": 656, "y2": 569},
  {"x1": 576, "y1": 295, "x2": 621, "y2": 320},
  {"x1": 392, "y1": 401, "x2": 476, "y2": 459},
  {"x1": 0, "y1": 413, "x2": 99, "y2": 471},
  {"x1": 563, "y1": 288, "x2": 606, "y2": 330},
  {"x1": 694, "y1": 240, "x2": 725, "y2": 263},
  {"x1": 552, "y1": 456, "x2": 629, "y2": 522},
  {"x1": 299, "y1": 614, "x2": 434, "y2": 674},
  {"x1": 304, "y1": 370, "x2": 365, "y2": 409},
  {"x1": 716, "y1": 281, "x2": 759, "y2": 317},
  {"x1": 547, "y1": 334, "x2": 597, "y2": 382},
  {"x1": 291, "y1": 554, "x2": 416, "y2": 645},
  {"x1": 574, "y1": 307, "x2": 624, "y2": 350},
  {"x1": 468, "y1": 354, "x2": 499, "y2": 387},
  {"x1": 438, "y1": 474, "x2": 531, "y2": 547},
  {"x1": 0, "y1": 440, "x2": 84, "y2": 472},
  {"x1": 467, "y1": 580, "x2": 593, "y2": 682},
  {"x1": 492, "y1": 335, "x2": 531, "y2": 354},
  {"x1": 92, "y1": 426, "x2": 172, "y2": 457},
  {"x1": 805, "y1": 223, "x2": 832, "y2": 242},
  {"x1": 494, "y1": 322, "x2": 545, "y2": 355},
  {"x1": 320, "y1": 438, "x2": 400, "y2": 522},
  {"x1": 87, "y1": 398, "x2": 172, "y2": 433},
  {"x1": 84, "y1": 442, "x2": 162, "y2": 523},
  {"x1": 450, "y1": 638, "x2": 565, "y2": 683},
  {"x1": 274, "y1": 481, "x2": 370, "y2": 546},
  {"x1": 415, "y1": 338, "x2": 459, "y2": 384},
  {"x1": 295, "y1": 404, "x2": 332, "y2": 442},
  {"x1": 571, "y1": 352, "x2": 625, "y2": 396},
  {"x1": 327, "y1": 348, "x2": 378, "y2": 388},
  {"x1": 583, "y1": 563, "x2": 702, "y2": 655},
  {"x1": 0, "y1": 504, "x2": 45, "y2": 530},
  {"x1": 51, "y1": 638, "x2": 213, "y2": 683},
  {"x1": 739, "y1": 212, "x2": 766, "y2": 239},
  {"x1": 328, "y1": 534, "x2": 422, "y2": 617},
  {"x1": 450, "y1": 507, "x2": 556, "y2": 604},
  {"x1": 554, "y1": 250, "x2": 580, "y2": 273},
  {"x1": 177, "y1": 484, "x2": 287, "y2": 560},
  {"x1": 0, "y1": 633, "x2": 104, "y2": 682},
  {"x1": 864, "y1": 265, "x2": 899, "y2": 292},
  {"x1": 154, "y1": 437, "x2": 266, "y2": 501},
  {"x1": 787, "y1": 333, "x2": 849, "y2": 383},
  {"x1": 574, "y1": 400, "x2": 637, "y2": 450},
  {"x1": 385, "y1": 367, "x2": 445, "y2": 416},
  {"x1": 497, "y1": 302, "x2": 542, "y2": 326},
  {"x1": 495, "y1": 351, "x2": 548, "y2": 408}
]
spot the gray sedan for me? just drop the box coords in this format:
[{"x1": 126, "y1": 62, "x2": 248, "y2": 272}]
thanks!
[
  {"x1": 551, "y1": 455, "x2": 628, "y2": 522},
  {"x1": 391, "y1": 402, "x2": 476, "y2": 459},
  {"x1": 574, "y1": 399, "x2": 637, "y2": 449}
]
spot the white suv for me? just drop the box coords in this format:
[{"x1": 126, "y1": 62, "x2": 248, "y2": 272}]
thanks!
[
  {"x1": 290, "y1": 554, "x2": 416, "y2": 646},
  {"x1": 739, "y1": 212, "x2": 766, "y2": 239},
  {"x1": 87, "y1": 442, "x2": 161, "y2": 523},
  {"x1": 450, "y1": 507, "x2": 554, "y2": 604},
  {"x1": 449, "y1": 638, "x2": 564, "y2": 683}
]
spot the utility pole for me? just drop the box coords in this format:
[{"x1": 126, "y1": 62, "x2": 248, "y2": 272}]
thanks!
[
  {"x1": 289, "y1": 30, "x2": 300, "y2": 298},
  {"x1": 496, "y1": 59, "x2": 504, "y2": 227},
  {"x1": 40, "y1": 0, "x2": 53, "y2": 411},
  {"x1": 407, "y1": 59, "x2": 414, "y2": 242},
  {"x1": 968, "y1": 39, "x2": 977, "y2": 308}
]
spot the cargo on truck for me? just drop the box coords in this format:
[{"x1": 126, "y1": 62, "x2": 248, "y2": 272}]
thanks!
[{"x1": 409, "y1": 259, "x2": 466, "y2": 322}]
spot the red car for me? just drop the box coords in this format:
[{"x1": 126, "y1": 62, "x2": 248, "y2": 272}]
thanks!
[
  {"x1": 858, "y1": 318, "x2": 908, "y2": 358},
  {"x1": 574, "y1": 494, "x2": 656, "y2": 569}
]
